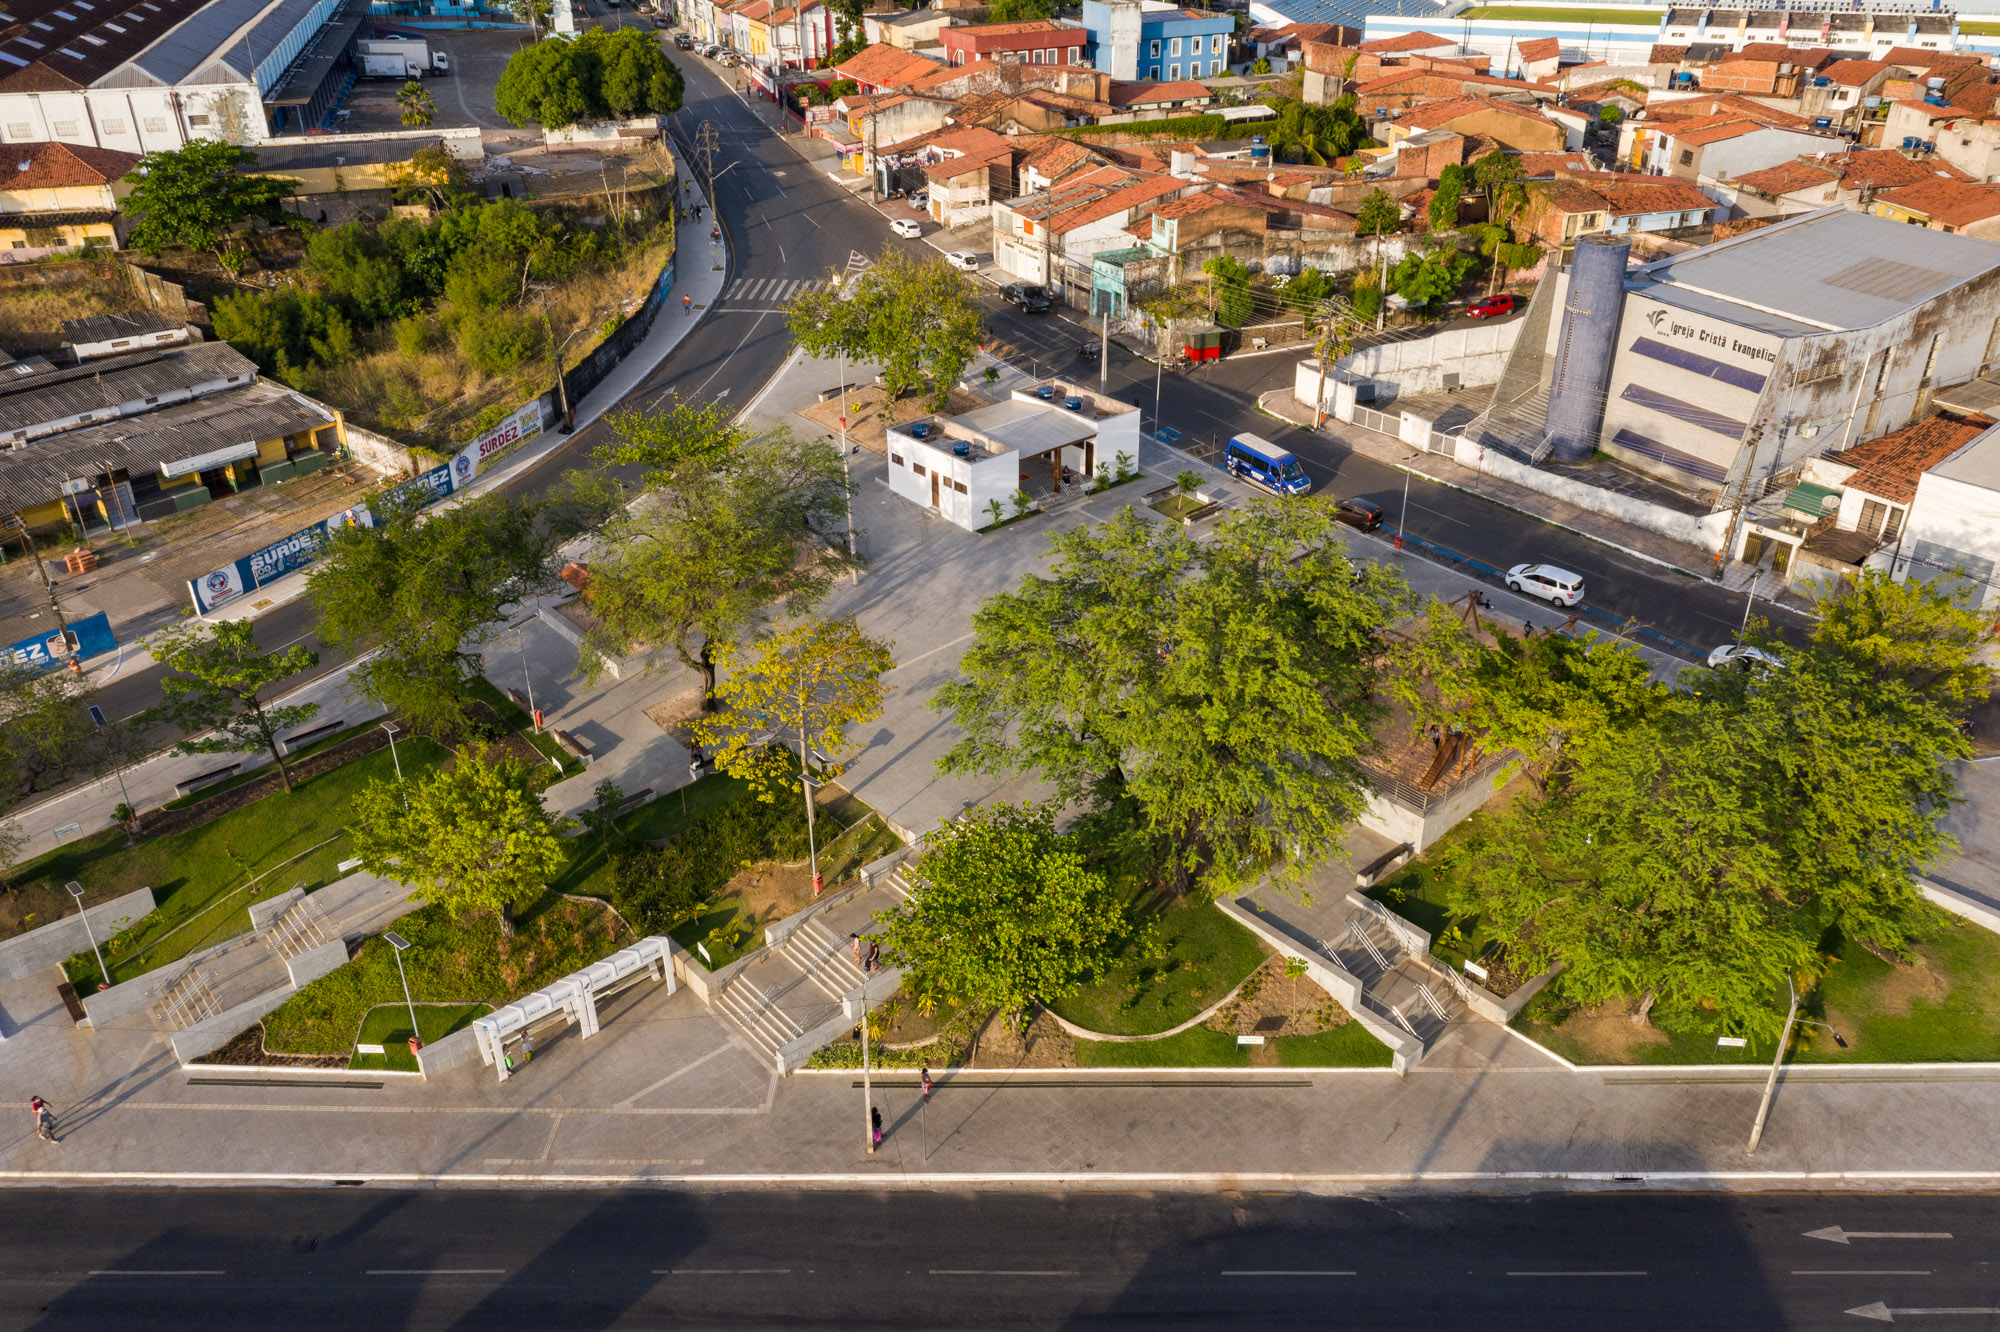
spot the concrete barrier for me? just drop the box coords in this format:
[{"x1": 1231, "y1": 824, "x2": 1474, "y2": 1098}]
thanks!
[
  {"x1": 168, "y1": 983, "x2": 305, "y2": 1064},
  {"x1": 247, "y1": 887, "x2": 304, "y2": 934},
  {"x1": 284, "y1": 940, "x2": 349, "y2": 989},
  {"x1": 0, "y1": 887, "x2": 154, "y2": 984},
  {"x1": 1216, "y1": 897, "x2": 1422, "y2": 1073},
  {"x1": 777, "y1": 1008, "x2": 855, "y2": 1076},
  {"x1": 416, "y1": 1025, "x2": 482, "y2": 1077}
]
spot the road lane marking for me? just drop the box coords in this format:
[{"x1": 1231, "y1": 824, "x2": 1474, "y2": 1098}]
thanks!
[
  {"x1": 1507, "y1": 1271, "x2": 1648, "y2": 1277},
  {"x1": 366, "y1": 1269, "x2": 505, "y2": 1276},
  {"x1": 1222, "y1": 1270, "x2": 1355, "y2": 1277},
  {"x1": 655, "y1": 1268, "x2": 793, "y2": 1275},
  {"x1": 1848, "y1": 1303, "x2": 2000, "y2": 1322},
  {"x1": 930, "y1": 1270, "x2": 1075, "y2": 1276},
  {"x1": 1796, "y1": 1271, "x2": 1933, "y2": 1276},
  {"x1": 1810, "y1": 1228, "x2": 1954, "y2": 1244},
  {"x1": 88, "y1": 1270, "x2": 223, "y2": 1277}
]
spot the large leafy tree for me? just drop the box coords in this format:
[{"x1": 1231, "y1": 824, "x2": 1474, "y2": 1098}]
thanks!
[
  {"x1": 786, "y1": 250, "x2": 984, "y2": 410},
  {"x1": 937, "y1": 504, "x2": 1410, "y2": 894},
  {"x1": 1442, "y1": 644, "x2": 1971, "y2": 1039},
  {"x1": 1390, "y1": 242, "x2": 1477, "y2": 311},
  {"x1": 150, "y1": 619, "x2": 321, "y2": 794},
  {"x1": 1265, "y1": 96, "x2": 1368, "y2": 167},
  {"x1": 495, "y1": 29, "x2": 684, "y2": 129},
  {"x1": 1809, "y1": 568, "x2": 1994, "y2": 709},
  {"x1": 350, "y1": 746, "x2": 569, "y2": 934},
  {"x1": 875, "y1": 801, "x2": 1132, "y2": 1022},
  {"x1": 122, "y1": 141, "x2": 289, "y2": 271},
  {"x1": 308, "y1": 480, "x2": 616, "y2": 737},
  {"x1": 582, "y1": 406, "x2": 856, "y2": 706},
  {"x1": 1355, "y1": 188, "x2": 1400, "y2": 237},
  {"x1": 0, "y1": 659, "x2": 97, "y2": 808}
]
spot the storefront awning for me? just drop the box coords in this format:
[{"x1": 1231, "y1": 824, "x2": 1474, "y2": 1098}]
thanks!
[
  {"x1": 160, "y1": 442, "x2": 257, "y2": 479},
  {"x1": 1782, "y1": 480, "x2": 1842, "y2": 518}
]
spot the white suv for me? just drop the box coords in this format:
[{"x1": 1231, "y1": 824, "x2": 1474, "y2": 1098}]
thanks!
[
  {"x1": 1505, "y1": 563, "x2": 1585, "y2": 607},
  {"x1": 889, "y1": 217, "x2": 922, "y2": 239}
]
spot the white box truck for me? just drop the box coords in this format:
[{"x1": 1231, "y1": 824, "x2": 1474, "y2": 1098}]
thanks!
[{"x1": 356, "y1": 37, "x2": 449, "y2": 76}]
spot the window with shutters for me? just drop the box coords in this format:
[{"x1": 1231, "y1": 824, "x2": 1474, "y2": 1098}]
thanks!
[
  {"x1": 1169, "y1": 36, "x2": 1181, "y2": 55},
  {"x1": 1679, "y1": 148, "x2": 1694, "y2": 165}
]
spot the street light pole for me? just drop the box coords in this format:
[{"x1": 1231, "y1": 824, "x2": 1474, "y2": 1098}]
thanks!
[
  {"x1": 385, "y1": 930, "x2": 421, "y2": 1052},
  {"x1": 66, "y1": 881, "x2": 108, "y2": 990},
  {"x1": 859, "y1": 985, "x2": 875, "y2": 1155},
  {"x1": 380, "y1": 722, "x2": 404, "y2": 785},
  {"x1": 1747, "y1": 973, "x2": 1801, "y2": 1156},
  {"x1": 1395, "y1": 456, "x2": 1414, "y2": 552},
  {"x1": 1737, "y1": 569, "x2": 1759, "y2": 643}
]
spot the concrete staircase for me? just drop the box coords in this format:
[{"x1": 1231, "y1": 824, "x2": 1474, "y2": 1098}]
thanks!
[
  {"x1": 711, "y1": 967, "x2": 809, "y2": 1059},
  {"x1": 777, "y1": 916, "x2": 870, "y2": 1003},
  {"x1": 1328, "y1": 906, "x2": 1463, "y2": 1050}
]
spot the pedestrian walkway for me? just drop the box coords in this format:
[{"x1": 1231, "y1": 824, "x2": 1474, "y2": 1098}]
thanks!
[{"x1": 717, "y1": 276, "x2": 827, "y2": 310}]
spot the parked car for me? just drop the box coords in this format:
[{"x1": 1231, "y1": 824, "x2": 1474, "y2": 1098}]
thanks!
[
  {"x1": 1505, "y1": 562, "x2": 1585, "y2": 607},
  {"x1": 945, "y1": 251, "x2": 980, "y2": 272},
  {"x1": 1466, "y1": 294, "x2": 1517, "y2": 320},
  {"x1": 1707, "y1": 643, "x2": 1784, "y2": 670},
  {"x1": 889, "y1": 217, "x2": 923, "y2": 239},
  {"x1": 1334, "y1": 497, "x2": 1384, "y2": 531},
  {"x1": 908, "y1": 190, "x2": 928, "y2": 210},
  {"x1": 674, "y1": 32, "x2": 694, "y2": 47},
  {"x1": 1001, "y1": 282, "x2": 1051, "y2": 313}
]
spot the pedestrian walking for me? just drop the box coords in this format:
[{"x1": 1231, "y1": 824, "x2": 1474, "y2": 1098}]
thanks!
[
  {"x1": 871, "y1": 1106, "x2": 884, "y2": 1148},
  {"x1": 29, "y1": 1096, "x2": 56, "y2": 1144},
  {"x1": 683, "y1": 293, "x2": 692, "y2": 315},
  {"x1": 519, "y1": 1030, "x2": 534, "y2": 1065},
  {"x1": 920, "y1": 1067, "x2": 932, "y2": 1105},
  {"x1": 867, "y1": 941, "x2": 881, "y2": 975},
  {"x1": 851, "y1": 932, "x2": 863, "y2": 967}
]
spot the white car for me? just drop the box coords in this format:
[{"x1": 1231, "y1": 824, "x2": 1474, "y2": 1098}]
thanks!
[
  {"x1": 1505, "y1": 562, "x2": 1585, "y2": 607},
  {"x1": 889, "y1": 217, "x2": 922, "y2": 239},
  {"x1": 1707, "y1": 643, "x2": 1784, "y2": 670},
  {"x1": 945, "y1": 251, "x2": 980, "y2": 272}
]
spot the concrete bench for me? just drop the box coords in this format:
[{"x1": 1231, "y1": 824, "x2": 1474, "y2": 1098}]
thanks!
[
  {"x1": 553, "y1": 729, "x2": 591, "y2": 762},
  {"x1": 278, "y1": 719, "x2": 342, "y2": 754},
  {"x1": 173, "y1": 764, "x2": 239, "y2": 798},
  {"x1": 614, "y1": 788, "x2": 654, "y2": 816}
]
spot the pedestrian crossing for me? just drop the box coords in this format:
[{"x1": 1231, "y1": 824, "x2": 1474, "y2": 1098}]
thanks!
[{"x1": 719, "y1": 275, "x2": 825, "y2": 308}]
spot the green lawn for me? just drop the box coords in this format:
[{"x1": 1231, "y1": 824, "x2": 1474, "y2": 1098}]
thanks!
[
  {"x1": 263, "y1": 892, "x2": 625, "y2": 1057},
  {"x1": 1365, "y1": 857, "x2": 1498, "y2": 974},
  {"x1": 1274, "y1": 1023, "x2": 1395, "y2": 1068},
  {"x1": 1958, "y1": 19, "x2": 2000, "y2": 34},
  {"x1": 1075, "y1": 1026, "x2": 1248, "y2": 1067},
  {"x1": 1461, "y1": 5, "x2": 1661, "y2": 21},
  {"x1": 43, "y1": 736, "x2": 452, "y2": 989},
  {"x1": 349, "y1": 1001, "x2": 491, "y2": 1071},
  {"x1": 1510, "y1": 918, "x2": 2000, "y2": 1066},
  {"x1": 160, "y1": 717, "x2": 388, "y2": 811},
  {"x1": 1050, "y1": 897, "x2": 1267, "y2": 1036},
  {"x1": 1149, "y1": 493, "x2": 1206, "y2": 522}
]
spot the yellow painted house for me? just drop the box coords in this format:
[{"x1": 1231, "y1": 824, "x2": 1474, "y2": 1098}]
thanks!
[{"x1": 0, "y1": 142, "x2": 139, "y2": 254}]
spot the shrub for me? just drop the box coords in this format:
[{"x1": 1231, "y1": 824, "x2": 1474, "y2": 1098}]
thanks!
[
  {"x1": 394, "y1": 314, "x2": 435, "y2": 358},
  {"x1": 457, "y1": 311, "x2": 542, "y2": 375},
  {"x1": 606, "y1": 788, "x2": 809, "y2": 933}
]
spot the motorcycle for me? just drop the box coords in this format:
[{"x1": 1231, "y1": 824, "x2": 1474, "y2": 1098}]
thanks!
[{"x1": 1078, "y1": 339, "x2": 1101, "y2": 362}]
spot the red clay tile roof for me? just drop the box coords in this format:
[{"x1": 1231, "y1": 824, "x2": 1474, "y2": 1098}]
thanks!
[
  {"x1": 1401, "y1": 93, "x2": 1554, "y2": 132},
  {"x1": 1823, "y1": 59, "x2": 1892, "y2": 86},
  {"x1": 1827, "y1": 414, "x2": 1993, "y2": 503},
  {"x1": 1649, "y1": 44, "x2": 1688, "y2": 65},
  {"x1": 948, "y1": 19, "x2": 1073, "y2": 37},
  {"x1": 1516, "y1": 37, "x2": 1559, "y2": 63},
  {"x1": 1512, "y1": 150, "x2": 1591, "y2": 177},
  {"x1": 1876, "y1": 178, "x2": 2000, "y2": 229},
  {"x1": 1361, "y1": 30, "x2": 1454, "y2": 53},
  {"x1": 1110, "y1": 79, "x2": 1216, "y2": 106},
  {"x1": 1837, "y1": 148, "x2": 1970, "y2": 190},
  {"x1": 1729, "y1": 157, "x2": 1842, "y2": 195},
  {"x1": 835, "y1": 43, "x2": 943, "y2": 89},
  {"x1": 1, "y1": 142, "x2": 139, "y2": 191}
]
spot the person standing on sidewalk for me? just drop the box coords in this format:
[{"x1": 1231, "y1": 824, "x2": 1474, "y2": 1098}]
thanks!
[
  {"x1": 851, "y1": 932, "x2": 863, "y2": 968},
  {"x1": 683, "y1": 294, "x2": 692, "y2": 315},
  {"x1": 29, "y1": 1096, "x2": 57, "y2": 1144},
  {"x1": 871, "y1": 1106, "x2": 883, "y2": 1148},
  {"x1": 920, "y1": 1067, "x2": 932, "y2": 1105}
]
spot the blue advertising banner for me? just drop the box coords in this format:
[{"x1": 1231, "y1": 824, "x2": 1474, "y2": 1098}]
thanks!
[
  {"x1": 4, "y1": 610, "x2": 116, "y2": 672},
  {"x1": 187, "y1": 504, "x2": 373, "y2": 616}
]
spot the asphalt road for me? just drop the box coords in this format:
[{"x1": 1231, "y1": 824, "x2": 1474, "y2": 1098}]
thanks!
[{"x1": 4, "y1": 1188, "x2": 1992, "y2": 1328}]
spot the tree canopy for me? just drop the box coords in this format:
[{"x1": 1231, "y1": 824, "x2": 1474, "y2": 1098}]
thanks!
[
  {"x1": 307, "y1": 480, "x2": 616, "y2": 736},
  {"x1": 150, "y1": 619, "x2": 321, "y2": 793},
  {"x1": 1435, "y1": 628, "x2": 1978, "y2": 1040},
  {"x1": 1809, "y1": 568, "x2": 1994, "y2": 709},
  {"x1": 875, "y1": 801, "x2": 1133, "y2": 1020},
  {"x1": 350, "y1": 746, "x2": 569, "y2": 932},
  {"x1": 786, "y1": 250, "x2": 984, "y2": 409},
  {"x1": 1264, "y1": 96, "x2": 1369, "y2": 168},
  {"x1": 122, "y1": 141, "x2": 289, "y2": 270},
  {"x1": 0, "y1": 659, "x2": 97, "y2": 809},
  {"x1": 580, "y1": 406, "x2": 857, "y2": 706},
  {"x1": 1355, "y1": 188, "x2": 1400, "y2": 237},
  {"x1": 495, "y1": 29, "x2": 685, "y2": 129},
  {"x1": 937, "y1": 504, "x2": 1411, "y2": 893}
]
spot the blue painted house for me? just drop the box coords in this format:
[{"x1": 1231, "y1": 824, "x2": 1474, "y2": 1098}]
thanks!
[{"x1": 1079, "y1": 0, "x2": 1235, "y2": 83}]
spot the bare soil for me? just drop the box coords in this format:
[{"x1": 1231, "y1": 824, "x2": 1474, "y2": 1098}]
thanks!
[
  {"x1": 642, "y1": 688, "x2": 705, "y2": 744},
  {"x1": 1863, "y1": 947, "x2": 1950, "y2": 1018},
  {"x1": 1542, "y1": 1000, "x2": 1672, "y2": 1061},
  {"x1": 969, "y1": 1008, "x2": 1075, "y2": 1069},
  {"x1": 1205, "y1": 956, "x2": 1357, "y2": 1067},
  {"x1": 797, "y1": 383, "x2": 990, "y2": 455},
  {"x1": 188, "y1": 1022, "x2": 348, "y2": 1069},
  {"x1": 715, "y1": 861, "x2": 817, "y2": 933}
]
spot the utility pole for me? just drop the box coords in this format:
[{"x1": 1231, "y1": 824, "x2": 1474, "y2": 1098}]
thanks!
[
  {"x1": 6, "y1": 508, "x2": 72, "y2": 661},
  {"x1": 1376, "y1": 234, "x2": 1388, "y2": 332},
  {"x1": 1747, "y1": 974, "x2": 1801, "y2": 1156},
  {"x1": 1099, "y1": 298, "x2": 1110, "y2": 396},
  {"x1": 693, "y1": 119, "x2": 722, "y2": 209},
  {"x1": 535, "y1": 289, "x2": 576, "y2": 433},
  {"x1": 1313, "y1": 303, "x2": 1352, "y2": 430}
]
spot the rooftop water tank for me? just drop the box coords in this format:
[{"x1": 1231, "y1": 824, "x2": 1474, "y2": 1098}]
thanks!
[
  {"x1": 910, "y1": 421, "x2": 931, "y2": 439},
  {"x1": 1064, "y1": 396, "x2": 1083, "y2": 410},
  {"x1": 1037, "y1": 383, "x2": 1055, "y2": 400},
  {"x1": 953, "y1": 440, "x2": 970, "y2": 458}
]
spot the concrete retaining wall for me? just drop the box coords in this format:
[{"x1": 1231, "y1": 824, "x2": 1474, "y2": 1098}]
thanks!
[
  {"x1": 1450, "y1": 433, "x2": 1736, "y2": 554},
  {"x1": 0, "y1": 887, "x2": 154, "y2": 984},
  {"x1": 1216, "y1": 897, "x2": 1421, "y2": 1073},
  {"x1": 1922, "y1": 878, "x2": 2000, "y2": 937},
  {"x1": 247, "y1": 888, "x2": 303, "y2": 935},
  {"x1": 284, "y1": 940, "x2": 349, "y2": 989},
  {"x1": 777, "y1": 1009, "x2": 854, "y2": 1076},
  {"x1": 1332, "y1": 320, "x2": 1521, "y2": 398},
  {"x1": 81, "y1": 940, "x2": 230, "y2": 1029},
  {"x1": 342, "y1": 423, "x2": 422, "y2": 477},
  {"x1": 416, "y1": 1025, "x2": 482, "y2": 1077},
  {"x1": 168, "y1": 983, "x2": 305, "y2": 1064}
]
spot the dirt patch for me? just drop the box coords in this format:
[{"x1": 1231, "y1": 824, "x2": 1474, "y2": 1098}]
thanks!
[
  {"x1": 797, "y1": 383, "x2": 990, "y2": 455},
  {"x1": 1867, "y1": 948, "x2": 1951, "y2": 1018},
  {"x1": 877, "y1": 994, "x2": 956, "y2": 1048},
  {"x1": 1207, "y1": 956, "x2": 1352, "y2": 1038},
  {"x1": 716, "y1": 860, "x2": 817, "y2": 932},
  {"x1": 188, "y1": 1022, "x2": 348, "y2": 1069},
  {"x1": 1541, "y1": 1001, "x2": 1672, "y2": 1061},
  {"x1": 970, "y1": 1008, "x2": 1075, "y2": 1069},
  {"x1": 643, "y1": 688, "x2": 705, "y2": 743}
]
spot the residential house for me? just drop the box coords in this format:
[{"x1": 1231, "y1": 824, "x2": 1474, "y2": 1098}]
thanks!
[
  {"x1": 1078, "y1": 1, "x2": 1233, "y2": 82},
  {"x1": 1895, "y1": 419, "x2": 2000, "y2": 606},
  {"x1": 1107, "y1": 79, "x2": 1216, "y2": 118},
  {"x1": 1520, "y1": 170, "x2": 1716, "y2": 258},
  {"x1": 1784, "y1": 412, "x2": 1992, "y2": 598},
  {"x1": 1728, "y1": 148, "x2": 1971, "y2": 219},
  {"x1": 1802, "y1": 58, "x2": 1893, "y2": 132},
  {"x1": 1378, "y1": 94, "x2": 1566, "y2": 154},
  {"x1": 1872, "y1": 178, "x2": 2000, "y2": 239},
  {"x1": 993, "y1": 164, "x2": 1192, "y2": 291},
  {"x1": 833, "y1": 43, "x2": 944, "y2": 94},
  {"x1": 940, "y1": 20, "x2": 1088, "y2": 68},
  {"x1": 1646, "y1": 114, "x2": 1841, "y2": 200},
  {"x1": 863, "y1": 8, "x2": 957, "y2": 51},
  {"x1": 63, "y1": 310, "x2": 189, "y2": 361},
  {"x1": 1114, "y1": 184, "x2": 1355, "y2": 294},
  {"x1": 835, "y1": 93, "x2": 955, "y2": 176},
  {"x1": 1692, "y1": 56, "x2": 1802, "y2": 99},
  {"x1": 1881, "y1": 81, "x2": 2000, "y2": 180},
  {"x1": 906, "y1": 126, "x2": 1020, "y2": 228},
  {"x1": 1516, "y1": 37, "x2": 1560, "y2": 84},
  {"x1": 0, "y1": 141, "x2": 136, "y2": 255},
  {"x1": 1351, "y1": 67, "x2": 1556, "y2": 114}
]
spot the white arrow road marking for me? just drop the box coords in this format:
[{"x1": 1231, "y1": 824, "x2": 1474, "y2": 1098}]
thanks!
[
  {"x1": 1809, "y1": 1228, "x2": 1955, "y2": 1245},
  {"x1": 1848, "y1": 1303, "x2": 2000, "y2": 1322}
]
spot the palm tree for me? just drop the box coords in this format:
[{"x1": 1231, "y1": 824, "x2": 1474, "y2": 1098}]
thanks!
[{"x1": 397, "y1": 80, "x2": 437, "y2": 129}]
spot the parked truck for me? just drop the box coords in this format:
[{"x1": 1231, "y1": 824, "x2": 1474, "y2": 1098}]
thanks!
[{"x1": 355, "y1": 37, "x2": 449, "y2": 77}]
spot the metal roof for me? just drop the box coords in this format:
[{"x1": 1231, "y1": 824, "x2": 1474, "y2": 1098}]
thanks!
[
  {"x1": 0, "y1": 379, "x2": 330, "y2": 509},
  {"x1": 1928, "y1": 421, "x2": 2000, "y2": 493},
  {"x1": 953, "y1": 398, "x2": 1094, "y2": 457},
  {"x1": 1259, "y1": 0, "x2": 1440, "y2": 29},
  {"x1": 132, "y1": 0, "x2": 272, "y2": 85},
  {"x1": 0, "y1": 340, "x2": 251, "y2": 438},
  {"x1": 60, "y1": 308, "x2": 183, "y2": 344},
  {"x1": 1630, "y1": 206, "x2": 2000, "y2": 334}
]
